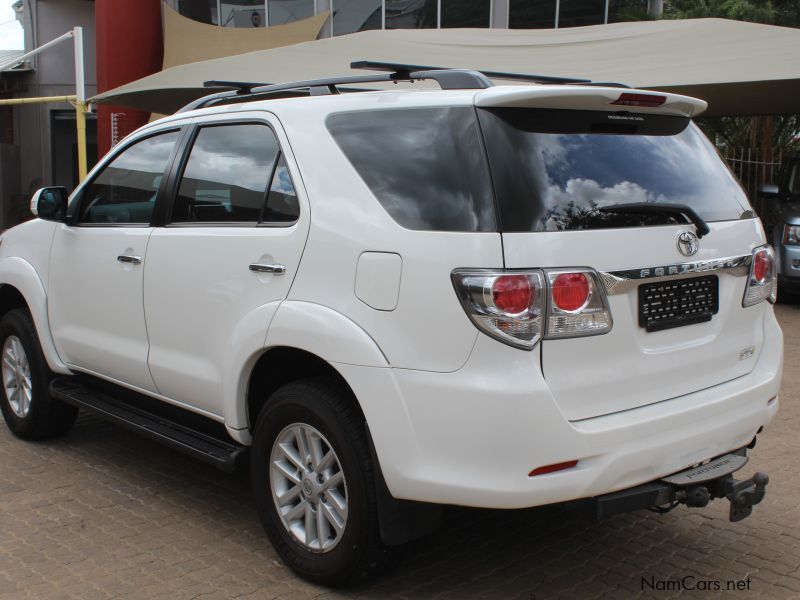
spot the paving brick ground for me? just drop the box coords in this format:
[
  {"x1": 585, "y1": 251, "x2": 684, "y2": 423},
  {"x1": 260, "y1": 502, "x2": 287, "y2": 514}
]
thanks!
[{"x1": 2, "y1": 305, "x2": 800, "y2": 599}]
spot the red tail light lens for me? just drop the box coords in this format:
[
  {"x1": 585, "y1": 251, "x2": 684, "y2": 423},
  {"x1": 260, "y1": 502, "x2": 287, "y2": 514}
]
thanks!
[
  {"x1": 753, "y1": 250, "x2": 770, "y2": 283},
  {"x1": 492, "y1": 275, "x2": 532, "y2": 314},
  {"x1": 551, "y1": 273, "x2": 590, "y2": 312}
]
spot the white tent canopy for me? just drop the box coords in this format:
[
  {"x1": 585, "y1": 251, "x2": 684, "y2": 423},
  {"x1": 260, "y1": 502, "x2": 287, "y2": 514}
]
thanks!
[{"x1": 92, "y1": 18, "x2": 800, "y2": 117}]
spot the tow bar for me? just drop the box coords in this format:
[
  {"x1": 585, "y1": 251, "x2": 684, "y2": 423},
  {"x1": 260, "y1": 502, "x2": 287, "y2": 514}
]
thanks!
[{"x1": 592, "y1": 449, "x2": 769, "y2": 522}]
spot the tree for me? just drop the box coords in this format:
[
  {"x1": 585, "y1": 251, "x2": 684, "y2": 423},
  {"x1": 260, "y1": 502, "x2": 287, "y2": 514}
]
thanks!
[{"x1": 662, "y1": 0, "x2": 800, "y2": 192}]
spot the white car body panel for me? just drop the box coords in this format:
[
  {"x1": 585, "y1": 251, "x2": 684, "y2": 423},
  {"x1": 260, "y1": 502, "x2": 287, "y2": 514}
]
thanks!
[{"x1": 48, "y1": 225, "x2": 158, "y2": 392}]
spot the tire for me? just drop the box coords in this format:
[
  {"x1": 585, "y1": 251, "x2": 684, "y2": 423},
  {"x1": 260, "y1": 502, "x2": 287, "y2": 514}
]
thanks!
[
  {"x1": 0, "y1": 308, "x2": 78, "y2": 439},
  {"x1": 251, "y1": 376, "x2": 388, "y2": 586}
]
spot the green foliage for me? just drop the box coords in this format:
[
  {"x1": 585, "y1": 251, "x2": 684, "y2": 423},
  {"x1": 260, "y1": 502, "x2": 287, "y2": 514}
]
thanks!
[
  {"x1": 664, "y1": 0, "x2": 800, "y2": 27},
  {"x1": 697, "y1": 116, "x2": 800, "y2": 155},
  {"x1": 660, "y1": 0, "x2": 799, "y2": 174}
]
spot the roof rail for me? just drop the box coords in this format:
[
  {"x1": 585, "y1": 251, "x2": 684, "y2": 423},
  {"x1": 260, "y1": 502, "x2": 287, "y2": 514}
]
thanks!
[
  {"x1": 178, "y1": 67, "x2": 494, "y2": 113},
  {"x1": 350, "y1": 60, "x2": 592, "y2": 86},
  {"x1": 177, "y1": 61, "x2": 626, "y2": 113}
]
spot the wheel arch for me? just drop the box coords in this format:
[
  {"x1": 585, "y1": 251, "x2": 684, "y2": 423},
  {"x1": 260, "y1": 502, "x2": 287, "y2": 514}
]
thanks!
[
  {"x1": 0, "y1": 258, "x2": 69, "y2": 374},
  {"x1": 245, "y1": 346, "x2": 365, "y2": 433}
]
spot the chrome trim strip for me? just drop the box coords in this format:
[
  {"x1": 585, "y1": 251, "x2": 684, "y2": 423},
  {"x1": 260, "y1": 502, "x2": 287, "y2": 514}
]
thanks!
[{"x1": 600, "y1": 254, "x2": 752, "y2": 295}]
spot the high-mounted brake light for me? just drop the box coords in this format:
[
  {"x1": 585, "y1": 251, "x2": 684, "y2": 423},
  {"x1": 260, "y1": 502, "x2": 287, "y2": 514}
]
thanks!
[
  {"x1": 452, "y1": 268, "x2": 612, "y2": 350},
  {"x1": 611, "y1": 92, "x2": 667, "y2": 108},
  {"x1": 743, "y1": 246, "x2": 776, "y2": 307}
]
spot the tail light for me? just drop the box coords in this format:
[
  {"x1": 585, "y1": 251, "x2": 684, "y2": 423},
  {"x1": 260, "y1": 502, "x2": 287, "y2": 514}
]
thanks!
[
  {"x1": 545, "y1": 269, "x2": 613, "y2": 338},
  {"x1": 452, "y1": 268, "x2": 612, "y2": 350},
  {"x1": 743, "y1": 246, "x2": 777, "y2": 307},
  {"x1": 451, "y1": 271, "x2": 545, "y2": 350}
]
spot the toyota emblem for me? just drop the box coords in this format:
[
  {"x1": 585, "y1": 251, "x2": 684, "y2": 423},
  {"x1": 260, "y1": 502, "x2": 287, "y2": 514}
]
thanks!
[{"x1": 677, "y1": 231, "x2": 700, "y2": 256}]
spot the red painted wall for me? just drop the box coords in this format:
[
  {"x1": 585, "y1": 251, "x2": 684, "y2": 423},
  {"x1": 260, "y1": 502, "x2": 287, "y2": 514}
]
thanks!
[{"x1": 95, "y1": 0, "x2": 164, "y2": 157}]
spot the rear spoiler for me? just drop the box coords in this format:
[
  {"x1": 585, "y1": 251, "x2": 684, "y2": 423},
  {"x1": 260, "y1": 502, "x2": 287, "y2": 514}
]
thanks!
[{"x1": 474, "y1": 86, "x2": 707, "y2": 118}]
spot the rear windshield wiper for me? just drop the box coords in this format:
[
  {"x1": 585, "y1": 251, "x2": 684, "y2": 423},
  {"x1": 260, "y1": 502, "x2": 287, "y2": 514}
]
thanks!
[{"x1": 597, "y1": 202, "x2": 710, "y2": 238}]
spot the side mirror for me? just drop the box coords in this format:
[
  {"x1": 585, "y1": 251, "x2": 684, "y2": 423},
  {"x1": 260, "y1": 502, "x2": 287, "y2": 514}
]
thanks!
[
  {"x1": 30, "y1": 187, "x2": 68, "y2": 222},
  {"x1": 758, "y1": 184, "x2": 781, "y2": 200}
]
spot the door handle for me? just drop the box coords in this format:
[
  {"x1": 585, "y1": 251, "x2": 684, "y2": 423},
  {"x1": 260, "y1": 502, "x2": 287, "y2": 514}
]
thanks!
[
  {"x1": 249, "y1": 263, "x2": 286, "y2": 275},
  {"x1": 117, "y1": 255, "x2": 142, "y2": 265}
]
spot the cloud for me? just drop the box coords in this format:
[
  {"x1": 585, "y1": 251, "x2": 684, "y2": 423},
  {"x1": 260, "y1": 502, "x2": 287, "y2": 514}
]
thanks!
[{"x1": 0, "y1": 0, "x2": 23, "y2": 51}]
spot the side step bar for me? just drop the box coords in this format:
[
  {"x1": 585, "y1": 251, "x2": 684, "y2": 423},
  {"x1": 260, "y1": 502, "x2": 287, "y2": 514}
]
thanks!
[{"x1": 50, "y1": 377, "x2": 247, "y2": 473}]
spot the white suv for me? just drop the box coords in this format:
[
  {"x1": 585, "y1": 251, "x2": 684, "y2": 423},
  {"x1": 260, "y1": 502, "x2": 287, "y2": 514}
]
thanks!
[{"x1": 0, "y1": 63, "x2": 782, "y2": 585}]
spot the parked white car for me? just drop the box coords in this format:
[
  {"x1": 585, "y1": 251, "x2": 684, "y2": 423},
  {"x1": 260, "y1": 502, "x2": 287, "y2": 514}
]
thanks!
[{"x1": 0, "y1": 63, "x2": 782, "y2": 585}]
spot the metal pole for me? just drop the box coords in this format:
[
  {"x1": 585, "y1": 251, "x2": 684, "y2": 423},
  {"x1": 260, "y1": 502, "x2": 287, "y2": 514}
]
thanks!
[
  {"x1": 73, "y1": 26, "x2": 88, "y2": 182},
  {"x1": 0, "y1": 95, "x2": 77, "y2": 105},
  {"x1": 554, "y1": 0, "x2": 560, "y2": 28}
]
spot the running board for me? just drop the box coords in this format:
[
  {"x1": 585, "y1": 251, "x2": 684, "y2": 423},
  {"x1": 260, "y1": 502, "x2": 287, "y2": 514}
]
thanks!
[{"x1": 50, "y1": 377, "x2": 247, "y2": 473}]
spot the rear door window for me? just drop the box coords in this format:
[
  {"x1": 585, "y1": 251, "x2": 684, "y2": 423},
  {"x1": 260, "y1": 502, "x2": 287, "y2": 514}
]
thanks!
[
  {"x1": 477, "y1": 108, "x2": 752, "y2": 232},
  {"x1": 172, "y1": 123, "x2": 299, "y2": 225},
  {"x1": 327, "y1": 107, "x2": 496, "y2": 232}
]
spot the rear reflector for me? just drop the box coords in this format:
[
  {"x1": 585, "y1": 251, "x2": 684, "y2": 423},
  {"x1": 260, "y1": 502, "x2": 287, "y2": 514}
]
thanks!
[
  {"x1": 611, "y1": 93, "x2": 667, "y2": 108},
  {"x1": 529, "y1": 460, "x2": 579, "y2": 477}
]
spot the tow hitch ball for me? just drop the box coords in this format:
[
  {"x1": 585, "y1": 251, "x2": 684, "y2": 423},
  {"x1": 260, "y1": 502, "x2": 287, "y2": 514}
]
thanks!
[{"x1": 680, "y1": 472, "x2": 769, "y2": 522}]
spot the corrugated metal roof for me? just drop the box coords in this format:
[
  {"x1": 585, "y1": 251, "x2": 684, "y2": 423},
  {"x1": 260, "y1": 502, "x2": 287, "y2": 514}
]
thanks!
[{"x1": 0, "y1": 49, "x2": 29, "y2": 72}]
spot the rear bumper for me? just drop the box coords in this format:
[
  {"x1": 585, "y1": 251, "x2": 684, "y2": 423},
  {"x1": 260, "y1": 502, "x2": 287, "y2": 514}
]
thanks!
[{"x1": 336, "y1": 307, "x2": 782, "y2": 509}]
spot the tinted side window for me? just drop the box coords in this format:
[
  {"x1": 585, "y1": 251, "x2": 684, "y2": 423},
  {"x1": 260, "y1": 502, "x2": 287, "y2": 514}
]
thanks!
[
  {"x1": 327, "y1": 107, "x2": 496, "y2": 232},
  {"x1": 263, "y1": 154, "x2": 300, "y2": 223},
  {"x1": 79, "y1": 131, "x2": 179, "y2": 224},
  {"x1": 173, "y1": 124, "x2": 280, "y2": 223}
]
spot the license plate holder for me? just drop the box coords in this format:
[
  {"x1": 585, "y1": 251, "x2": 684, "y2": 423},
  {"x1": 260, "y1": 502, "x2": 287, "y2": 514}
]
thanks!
[{"x1": 639, "y1": 275, "x2": 719, "y2": 332}]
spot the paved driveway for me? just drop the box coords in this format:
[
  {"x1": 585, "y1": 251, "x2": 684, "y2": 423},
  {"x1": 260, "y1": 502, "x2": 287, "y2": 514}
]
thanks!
[{"x1": 1, "y1": 305, "x2": 799, "y2": 599}]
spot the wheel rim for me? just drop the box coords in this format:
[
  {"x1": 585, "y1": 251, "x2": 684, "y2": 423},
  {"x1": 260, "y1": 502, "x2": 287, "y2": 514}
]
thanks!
[
  {"x1": 270, "y1": 423, "x2": 348, "y2": 553},
  {"x1": 2, "y1": 335, "x2": 32, "y2": 418}
]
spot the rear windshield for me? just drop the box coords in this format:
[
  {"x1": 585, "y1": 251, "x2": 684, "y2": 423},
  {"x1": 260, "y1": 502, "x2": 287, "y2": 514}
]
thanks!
[
  {"x1": 477, "y1": 108, "x2": 752, "y2": 232},
  {"x1": 326, "y1": 107, "x2": 496, "y2": 232}
]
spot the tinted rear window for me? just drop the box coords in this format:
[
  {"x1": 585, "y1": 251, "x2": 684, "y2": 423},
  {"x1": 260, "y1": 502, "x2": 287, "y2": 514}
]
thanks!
[
  {"x1": 478, "y1": 108, "x2": 752, "y2": 232},
  {"x1": 327, "y1": 107, "x2": 496, "y2": 232}
]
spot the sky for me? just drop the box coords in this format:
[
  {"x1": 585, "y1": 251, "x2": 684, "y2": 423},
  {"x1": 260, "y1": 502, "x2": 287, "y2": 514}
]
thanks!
[{"x1": 0, "y1": 0, "x2": 23, "y2": 51}]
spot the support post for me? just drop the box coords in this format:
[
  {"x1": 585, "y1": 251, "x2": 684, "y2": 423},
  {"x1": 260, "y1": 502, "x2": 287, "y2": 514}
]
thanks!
[{"x1": 73, "y1": 26, "x2": 88, "y2": 182}]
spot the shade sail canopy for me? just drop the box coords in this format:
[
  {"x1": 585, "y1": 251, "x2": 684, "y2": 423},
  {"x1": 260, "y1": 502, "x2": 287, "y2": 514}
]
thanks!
[
  {"x1": 161, "y1": 3, "x2": 330, "y2": 69},
  {"x1": 92, "y1": 18, "x2": 800, "y2": 117}
]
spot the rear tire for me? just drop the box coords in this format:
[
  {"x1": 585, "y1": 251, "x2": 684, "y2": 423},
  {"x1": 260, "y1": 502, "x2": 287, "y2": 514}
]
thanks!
[
  {"x1": 0, "y1": 309, "x2": 77, "y2": 439},
  {"x1": 251, "y1": 376, "x2": 388, "y2": 586}
]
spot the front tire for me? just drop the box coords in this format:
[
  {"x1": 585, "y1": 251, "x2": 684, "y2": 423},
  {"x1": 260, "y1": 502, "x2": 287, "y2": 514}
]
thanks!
[
  {"x1": 251, "y1": 377, "x2": 387, "y2": 586},
  {"x1": 0, "y1": 309, "x2": 78, "y2": 439}
]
